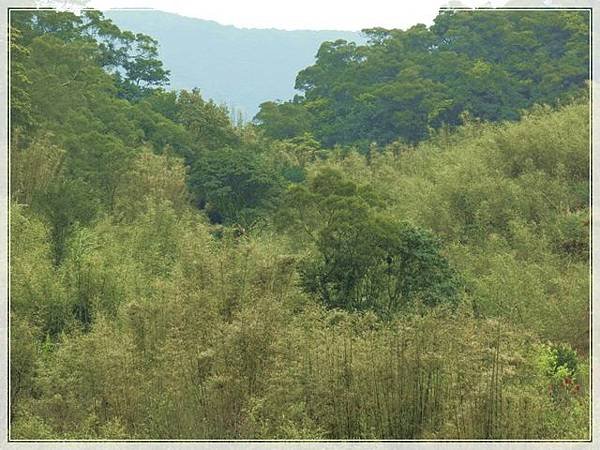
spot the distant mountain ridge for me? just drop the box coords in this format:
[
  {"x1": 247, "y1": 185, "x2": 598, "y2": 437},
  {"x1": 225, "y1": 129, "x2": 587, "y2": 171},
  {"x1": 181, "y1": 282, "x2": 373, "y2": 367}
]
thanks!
[{"x1": 104, "y1": 10, "x2": 365, "y2": 119}]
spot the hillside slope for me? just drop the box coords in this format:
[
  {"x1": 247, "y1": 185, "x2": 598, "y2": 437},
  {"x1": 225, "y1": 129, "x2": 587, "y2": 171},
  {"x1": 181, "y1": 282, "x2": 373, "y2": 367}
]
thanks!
[{"x1": 104, "y1": 10, "x2": 364, "y2": 118}]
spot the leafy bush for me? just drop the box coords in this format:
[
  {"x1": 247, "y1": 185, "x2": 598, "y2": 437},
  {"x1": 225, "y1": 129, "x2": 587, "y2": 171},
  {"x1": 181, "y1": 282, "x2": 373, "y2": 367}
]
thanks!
[
  {"x1": 301, "y1": 216, "x2": 459, "y2": 315},
  {"x1": 190, "y1": 147, "x2": 284, "y2": 225}
]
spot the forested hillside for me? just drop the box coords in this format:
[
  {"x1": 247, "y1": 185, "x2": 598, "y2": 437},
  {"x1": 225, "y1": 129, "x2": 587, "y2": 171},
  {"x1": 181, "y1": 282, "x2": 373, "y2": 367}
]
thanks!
[
  {"x1": 9, "y1": 9, "x2": 590, "y2": 440},
  {"x1": 104, "y1": 10, "x2": 364, "y2": 119},
  {"x1": 255, "y1": 10, "x2": 589, "y2": 147}
]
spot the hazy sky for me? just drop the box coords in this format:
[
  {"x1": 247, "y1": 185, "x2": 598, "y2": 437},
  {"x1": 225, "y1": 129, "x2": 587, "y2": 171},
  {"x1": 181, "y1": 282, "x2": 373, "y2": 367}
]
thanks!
[{"x1": 86, "y1": 0, "x2": 507, "y2": 31}]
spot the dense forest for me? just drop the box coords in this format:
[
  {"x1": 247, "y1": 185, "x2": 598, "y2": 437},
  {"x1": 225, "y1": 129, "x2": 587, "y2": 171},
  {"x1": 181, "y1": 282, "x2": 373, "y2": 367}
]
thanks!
[
  {"x1": 256, "y1": 10, "x2": 589, "y2": 146},
  {"x1": 9, "y1": 9, "x2": 590, "y2": 440}
]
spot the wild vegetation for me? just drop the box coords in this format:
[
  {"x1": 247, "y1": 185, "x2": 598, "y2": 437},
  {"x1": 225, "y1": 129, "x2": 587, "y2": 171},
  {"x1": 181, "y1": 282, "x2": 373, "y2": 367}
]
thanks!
[
  {"x1": 256, "y1": 10, "x2": 589, "y2": 147},
  {"x1": 9, "y1": 9, "x2": 590, "y2": 440}
]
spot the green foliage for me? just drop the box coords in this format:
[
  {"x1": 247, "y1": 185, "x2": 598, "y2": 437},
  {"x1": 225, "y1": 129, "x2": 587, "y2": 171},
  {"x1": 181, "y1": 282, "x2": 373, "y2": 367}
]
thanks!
[
  {"x1": 9, "y1": 8, "x2": 589, "y2": 442},
  {"x1": 9, "y1": 26, "x2": 33, "y2": 136},
  {"x1": 535, "y1": 343, "x2": 588, "y2": 437},
  {"x1": 10, "y1": 204, "x2": 71, "y2": 337},
  {"x1": 550, "y1": 210, "x2": 589, "y2": 260},
  {"x1": 190, "y1": 146, "x2": 284, "y2": 225},
  {"x1": 254, "y1": 100, "x2": 313, "y2": 140},
  {"x1": 33, "y1": 179, "x2": 100, "y2": 265},
  {"x1": 539, "y1": 343, "x2": 579, "y2": 382},
  {"x1": 10, "y1": 316, "x2": 38, "y2": 419},
  {"x1": 10, "y1": 134, "x2": 65, "y2": 207},
  {"x1": 288, "y1": 168, "x2": 459, "y2": 315},
  {"x1": 176, "y1": 89, "x2": 240, "y2": 153},
  {"x1": 12, "y1": 9, "x2": 169, "y2": 100},
  {"x1": 257, "y1": 11, "x2": 589, "y2": 147},
  {"x1": 114, "y1": 148, "x2": 190, "y2": 220}
]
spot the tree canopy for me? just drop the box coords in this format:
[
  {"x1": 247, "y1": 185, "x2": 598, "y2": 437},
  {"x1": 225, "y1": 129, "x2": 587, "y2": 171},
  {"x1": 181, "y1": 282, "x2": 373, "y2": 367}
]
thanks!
[{"x1": 256, "y1": 10, "x2": 589, "y2": 148}]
